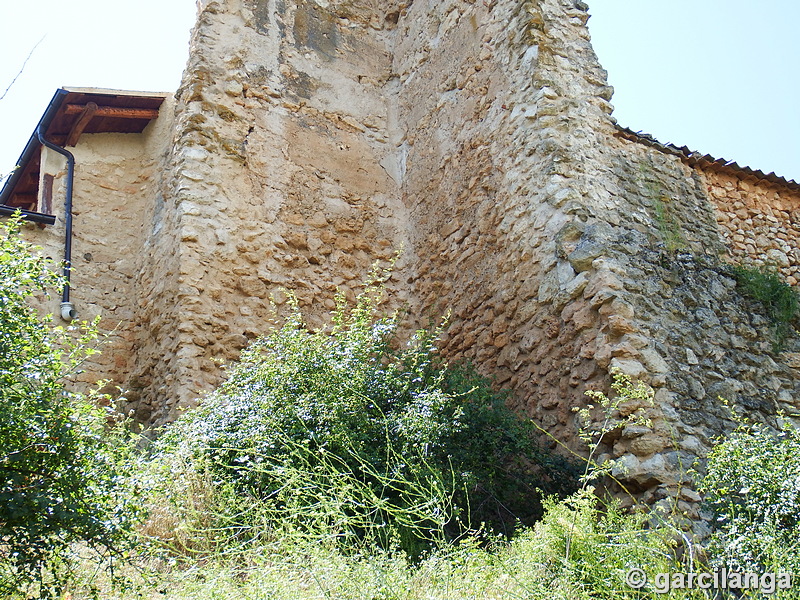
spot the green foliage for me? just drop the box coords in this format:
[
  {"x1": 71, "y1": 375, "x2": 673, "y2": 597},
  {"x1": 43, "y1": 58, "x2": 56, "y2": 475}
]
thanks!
[
  {"x1": 652, "y1": 196, "x2": 685, "y2": 252},
  {"x1": 0, "y1": 215, "x2": 141, "y2": 598},
  {"x1": 147, "y1": 267, "x2": 578, "y2": 558},
  {"x1": 504, "y1": 490, "x2": 703, "y2": 599},
  {"x1": 66, "y1": 489, "x2": 701, "y2": 600},
  {"x1": 700, "y1": 418, "x2": 800, "y2": 579},
  {"x1": 31, "y1": 284, "x2": 800, "y2": 599},
  {"x1": 732, "y1": 263, "x2": 799, "y2": 350}
]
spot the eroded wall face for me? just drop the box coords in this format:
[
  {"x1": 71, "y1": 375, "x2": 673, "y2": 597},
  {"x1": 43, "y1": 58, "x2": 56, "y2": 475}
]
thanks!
[
  {"x1": 393, "y1": 0, "x2": 621, "y2": 445},
  {"x1": 138, "y1": 0, "x2": 411, "y2": 423},
  {"x1": 153, "y1": 0, "x2": 632, "y2": 437}
]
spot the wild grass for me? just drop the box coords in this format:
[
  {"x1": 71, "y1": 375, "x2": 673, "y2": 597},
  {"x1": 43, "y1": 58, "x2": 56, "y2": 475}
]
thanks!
[
  {"x1": 6, "y1": 258, "x2": 800, "y2": 599},
  {"x1": 60, "y1": 492, "x2": 706, "y2": 600},
  {"x1": 731, "y1": 264, "x2": 799, "y2": 350},
  {"x1": 25, "y1": 406, "x2": 800, "y2": 600}
]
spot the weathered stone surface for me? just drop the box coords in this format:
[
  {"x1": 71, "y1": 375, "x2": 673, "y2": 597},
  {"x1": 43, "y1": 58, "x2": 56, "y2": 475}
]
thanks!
[
  {"x1": 707, "y1": 169, "x2": 800, "y2": 281},
  {"x1": 18, "y1": 0, "x2": 800, "y2": 534}
]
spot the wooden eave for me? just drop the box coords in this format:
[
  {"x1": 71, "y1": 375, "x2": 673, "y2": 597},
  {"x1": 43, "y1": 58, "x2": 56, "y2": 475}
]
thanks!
[
  {"x1": 0, "y1": 87, "x2": 167, "y2": 222},
  {"x1": 46, "y1": 88, "x2": 166, "y2": 146}
]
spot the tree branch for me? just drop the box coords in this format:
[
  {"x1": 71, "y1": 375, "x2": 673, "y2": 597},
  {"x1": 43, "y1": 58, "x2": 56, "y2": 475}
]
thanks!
[{"x1": 0, "y1": 37, "x2": 45, "y2": 102}]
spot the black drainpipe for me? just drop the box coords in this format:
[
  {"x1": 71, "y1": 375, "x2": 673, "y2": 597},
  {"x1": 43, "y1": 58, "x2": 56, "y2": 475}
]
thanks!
[{"x1": 36, "y1": 125, "x2": 77, "y2": 322}]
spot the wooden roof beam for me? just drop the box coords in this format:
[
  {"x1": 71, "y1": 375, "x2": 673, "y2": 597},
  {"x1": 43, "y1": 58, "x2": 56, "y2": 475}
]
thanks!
[
  {"x1": 9, "y1": 194, "x2": 38, "y2": 211},
  {"x1": 65, "y1": 102, "x2": 98, "y2": 147},
  {"x1": 63, "y1": 103, "x2": 160, "y2": 120}
]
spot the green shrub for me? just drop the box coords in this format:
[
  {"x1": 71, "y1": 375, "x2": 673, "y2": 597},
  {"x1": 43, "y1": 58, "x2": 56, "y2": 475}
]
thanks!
[
  {"x1": 732, "y1": 264, "x2": 799, "y2": 350},
  {"x1": 502, "y1": 489, "x2": 705, "y2": 599},
  {"x1": 147, "y1": 268, "x2": 578, "y2": 558},
  {"x1": 0, "y1": 215, "x2": 141, "y2": 598},
  {"x1": 700, "y1": 418, "x2": 800, "y2": 579}
]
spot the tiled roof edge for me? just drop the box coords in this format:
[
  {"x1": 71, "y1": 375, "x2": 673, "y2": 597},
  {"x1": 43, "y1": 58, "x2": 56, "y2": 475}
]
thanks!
[{"x1": 614, "y1": 125, "x2": 800, "y2": 193}]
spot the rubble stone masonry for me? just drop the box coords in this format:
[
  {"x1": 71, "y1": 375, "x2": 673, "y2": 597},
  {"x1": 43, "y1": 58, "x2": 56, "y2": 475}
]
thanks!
[
  {"x1": 20, "y1": 0, "x2": 800, "y2": 532},
  {"x1": 705, "y1": 169, "x2": 800, "y2": 283}
]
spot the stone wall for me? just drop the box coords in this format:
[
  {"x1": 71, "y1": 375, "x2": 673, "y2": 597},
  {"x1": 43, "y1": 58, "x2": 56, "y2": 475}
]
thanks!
[
  {"x1": 564, "y1": 130, "x2": 800, "y2": 524},
  {"x1": 134, "y1": 0, "x2": 412, "y2": 424},
  {"x1": 13, "y1": 0, "x2": 800, "y2": 530},
  {"x1": 393, "y1": 0, "x2": 622, "y2": 452},
  {"x1": 704, "y1": 168, "x2": 800, "y2": 283}
]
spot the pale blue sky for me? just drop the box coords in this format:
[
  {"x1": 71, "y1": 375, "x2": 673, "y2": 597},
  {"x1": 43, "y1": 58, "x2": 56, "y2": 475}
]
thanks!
[
  {"x1": 588, "y1": 0, "x2": 800, "y2": 182},
  {"x1": 0, "y1": 0, "x2": 196, "y2": 181},
  {"x1": 1, "y1": 1, "x2": 798, "y2": 185}
]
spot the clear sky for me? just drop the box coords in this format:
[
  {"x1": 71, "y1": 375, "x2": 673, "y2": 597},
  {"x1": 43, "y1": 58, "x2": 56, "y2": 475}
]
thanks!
[
  {"x1": 1, "y1": 1, "x2": 798, "y2": 185},
  {"x1": 588, "y1": 0, "x2": 800, "y2": 182},
  {"x1": 0, "y1": 0, "x2": 197, "y2": 183}
]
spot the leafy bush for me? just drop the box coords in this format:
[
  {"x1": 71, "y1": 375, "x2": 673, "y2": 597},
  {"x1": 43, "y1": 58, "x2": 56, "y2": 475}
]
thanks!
[
  {"x1": 0, "y1": 215, "x2": 141, "y2": 597},
  {"x1": 732, "y1": 264, "x2": 799, "y2": 349},
  {"x1": 503, "y1": 489, "x2": 706, "y2": 599},
  {"x1": 147, "y1": 268, "x2": 578, "y2": 557},
  {"x1": 700, "y1": 418, "x2": 800, "y2": 577}
]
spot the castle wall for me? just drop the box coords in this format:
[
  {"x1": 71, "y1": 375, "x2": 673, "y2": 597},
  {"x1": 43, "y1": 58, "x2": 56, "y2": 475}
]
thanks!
[
  {"x1": 392, "y1": 0, "x2": 621, "y2": 448},
  {"x1": 12, "y1": 0, "x2": 800, "y2": 530},
  {"x1": 566, "y1": 133, "x2": 800, "y2": 520},
  {"x1": 703, "y1": 168, "x2": 800, "y2": 282},
  {"x1": 129, "y1": 0, "x2": 800, "y2": 526},
  {"x1": 380, "y1": 0, "x2": 800, "y2": 528},
  {"x1": 137, "y1": 0, "x2": 411, "y2": 423}
]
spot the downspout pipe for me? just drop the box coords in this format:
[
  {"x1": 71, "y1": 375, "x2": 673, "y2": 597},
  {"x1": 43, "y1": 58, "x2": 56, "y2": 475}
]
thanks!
[{"x1": 36, "y1": 125, "x2": 77, "y2": 322}]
